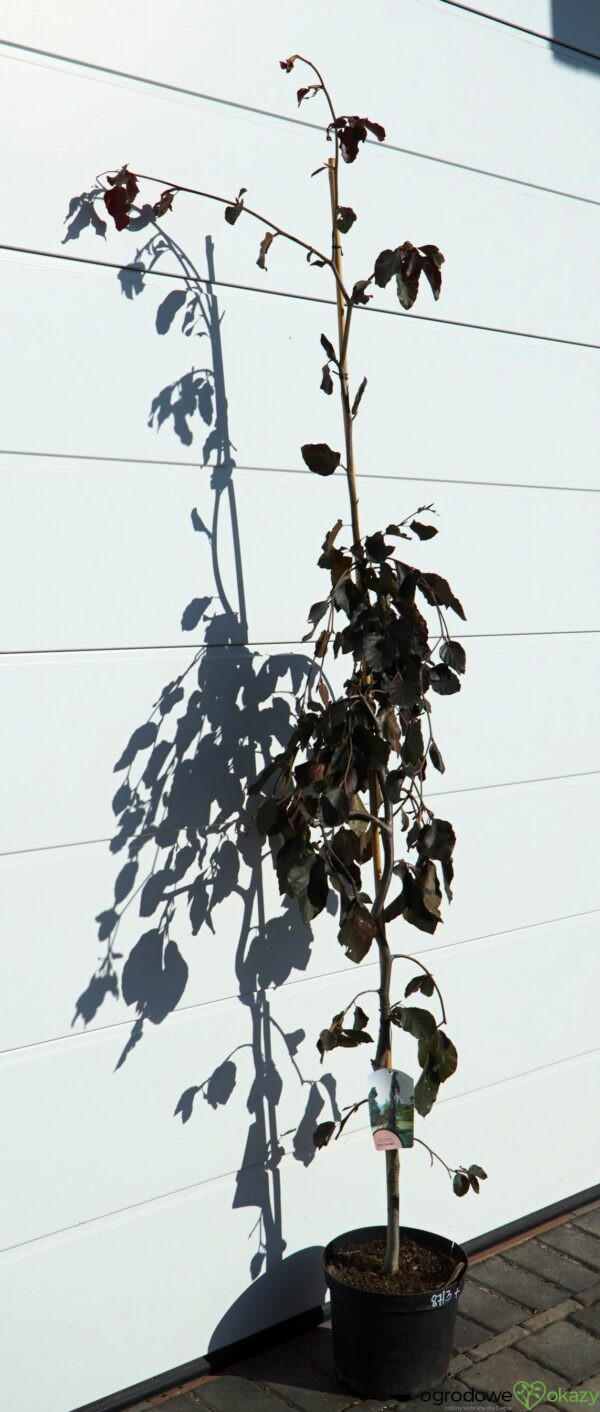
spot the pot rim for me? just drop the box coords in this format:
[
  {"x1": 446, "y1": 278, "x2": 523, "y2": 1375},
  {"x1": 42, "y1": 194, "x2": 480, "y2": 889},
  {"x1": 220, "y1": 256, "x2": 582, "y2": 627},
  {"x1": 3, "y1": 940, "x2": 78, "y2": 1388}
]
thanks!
[{"x1": 323, "y1": 1223, "x2": 468, "y2": 1307}]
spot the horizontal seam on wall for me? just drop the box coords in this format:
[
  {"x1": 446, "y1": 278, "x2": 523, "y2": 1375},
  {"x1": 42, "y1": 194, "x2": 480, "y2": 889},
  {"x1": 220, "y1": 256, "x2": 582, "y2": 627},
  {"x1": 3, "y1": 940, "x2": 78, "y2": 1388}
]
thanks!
[
  {"x1": 0, "y1": 768, "x2": 598, "y2": 861},
  {"x1": 1, "y1": 629, "x2": 600, "y2": 657},
  {"x1": 1, "y1": 1045, "x2": 598, "y2": 1260},
  {"x1": 3, "y1": 903, "x2": 598, "y2": 1058},
  {"x1": 2, "y1": 242, "x2": 599, "y2": 351},
  {"x1": 1, "y1": 37, "x2": 597, "y2": 209},
  {"x1": 1, "y1": 450, "x2": 599, "y2": 495},
  {"x1": 437, "y1": 0, "x2": 600, "y2": 64}
]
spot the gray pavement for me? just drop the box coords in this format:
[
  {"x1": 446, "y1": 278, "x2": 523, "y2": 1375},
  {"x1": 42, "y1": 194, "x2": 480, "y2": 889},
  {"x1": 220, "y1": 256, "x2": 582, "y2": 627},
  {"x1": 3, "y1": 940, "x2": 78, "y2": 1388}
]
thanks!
[{"x1": 129, "y1": 1201, "x2": 600, "y2": 1412}]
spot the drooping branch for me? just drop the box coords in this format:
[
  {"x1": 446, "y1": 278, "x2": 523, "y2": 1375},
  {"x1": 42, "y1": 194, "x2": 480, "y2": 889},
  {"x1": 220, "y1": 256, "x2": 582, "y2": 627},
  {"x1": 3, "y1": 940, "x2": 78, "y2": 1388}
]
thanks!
[
  {"x1": 96, "y1": 167, "x2": 352, "y2": 303},
  {"x1": 390, "y1": 954, "x2": 448, "y2": 1027}
]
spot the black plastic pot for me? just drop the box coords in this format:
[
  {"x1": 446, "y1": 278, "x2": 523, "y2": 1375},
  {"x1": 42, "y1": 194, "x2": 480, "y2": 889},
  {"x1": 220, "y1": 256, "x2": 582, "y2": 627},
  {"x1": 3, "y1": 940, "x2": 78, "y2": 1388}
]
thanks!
[{"x1": 323, "y1": 1224, "x2": 468, "y2": 1399}]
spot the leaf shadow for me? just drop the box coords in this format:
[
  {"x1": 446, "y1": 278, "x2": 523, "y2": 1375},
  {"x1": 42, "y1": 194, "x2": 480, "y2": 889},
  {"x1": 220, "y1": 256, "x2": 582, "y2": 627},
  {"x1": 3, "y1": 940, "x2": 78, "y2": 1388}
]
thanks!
[{"x1": 65, "y1": 190, "x2": 341, "y2": 1298}]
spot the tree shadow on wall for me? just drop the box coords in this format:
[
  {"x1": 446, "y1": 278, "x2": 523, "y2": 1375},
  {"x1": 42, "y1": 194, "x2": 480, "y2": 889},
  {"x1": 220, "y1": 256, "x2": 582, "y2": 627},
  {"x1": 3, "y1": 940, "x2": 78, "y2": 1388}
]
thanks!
[{"x1": 64, "y1": 193, "x2": 339, "y2": 1327}]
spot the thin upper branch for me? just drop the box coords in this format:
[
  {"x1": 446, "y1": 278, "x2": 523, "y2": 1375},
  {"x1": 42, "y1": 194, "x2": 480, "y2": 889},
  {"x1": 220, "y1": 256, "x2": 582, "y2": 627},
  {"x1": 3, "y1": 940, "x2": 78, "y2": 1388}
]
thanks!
[{"x1": 97, "y1": 169, "x2": 351, "y2": 303}]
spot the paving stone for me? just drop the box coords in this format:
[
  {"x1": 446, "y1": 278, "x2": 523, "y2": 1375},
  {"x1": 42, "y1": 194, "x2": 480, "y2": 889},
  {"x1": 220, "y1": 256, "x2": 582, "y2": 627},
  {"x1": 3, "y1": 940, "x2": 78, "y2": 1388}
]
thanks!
[
  {"x1": 570, "y1": 1303, "x2": 600, "y2": 1337},
  {"x1": 228, "y1": 1345, "x2": 356, "y2": 1411},
  {"x1": 353, "y1": 1400, "x2": 400, "y2": 1411},
  {"x1": 504, "y1": 1239, "x2": 597, "y2": 1294},
  {"x1": 516, "y1": 1321, "x2": 600, "y2": 1385},
  {"x1": 291, "y1": 1329, "x2": 341, "y2": 1383},
  {"x1": 468, "y1": 1326, "x2": 523, "y2": 1363},
  {"x1": 349, "y1": 1400, "x2": 399, "y2": 1411},
  {"x1": 540, "y1": 1226, "x2": 600, "y2": 1272},
  {"x1": 192, "y1": 1374, "x2": 293, "y2": 1411},
  {"x1": 449, "y1": 1354, "x2": 475, "y2": 1376},
  {"x1": 570, "y1": 1371, "x2": 600, "y2": 1393},
  {"x1": 454, "y1": 1315, "x2": 491, "y2": 1351},
  {"x1": 573, "y1": 1209, "x2": 600, "y2": 1240},
  {"x1": 473, "y1": 1257, "x2": 566, "y2": 1312},
  {"x1": 153, "y1": 1397, "x2": 210, "y2": 1411},
  {"x1": 522, "y1": 1300, "x2": 582, "y2": 1333},
  {"x1": 576, "y1": 1282, "x2": 600, "y2": 1307},
  {"x1": 387, "y1": 1379, "x2": 473, "y2": 1411},
  {"x1": 459, "y1": 1279, "x2": 530, "y2": 1332},
  {"x1": 457, "y1": 1346, "x2": 551, "y2": 1393}
]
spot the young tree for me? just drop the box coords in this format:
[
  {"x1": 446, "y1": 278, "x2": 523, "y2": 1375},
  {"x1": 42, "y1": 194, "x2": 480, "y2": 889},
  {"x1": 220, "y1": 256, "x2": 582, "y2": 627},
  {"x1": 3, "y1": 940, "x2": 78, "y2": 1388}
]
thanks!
[{"x1": 94, "y1": 54, "x2": 485, "y2": 1276}]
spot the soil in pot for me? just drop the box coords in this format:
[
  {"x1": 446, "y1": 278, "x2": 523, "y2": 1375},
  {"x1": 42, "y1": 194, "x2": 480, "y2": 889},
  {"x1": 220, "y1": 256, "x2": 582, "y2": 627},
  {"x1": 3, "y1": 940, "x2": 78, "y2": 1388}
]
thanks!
[{"x1": 325, "y1": 1232, "x2": 456, "y2": 1295}]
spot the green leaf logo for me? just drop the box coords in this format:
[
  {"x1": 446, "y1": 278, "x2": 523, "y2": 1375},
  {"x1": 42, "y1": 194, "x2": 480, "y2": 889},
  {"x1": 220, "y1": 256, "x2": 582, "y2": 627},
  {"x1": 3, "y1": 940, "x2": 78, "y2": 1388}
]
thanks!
[{"x1": 513, "y1": 1381, "x2": 546, "y2": 1409}]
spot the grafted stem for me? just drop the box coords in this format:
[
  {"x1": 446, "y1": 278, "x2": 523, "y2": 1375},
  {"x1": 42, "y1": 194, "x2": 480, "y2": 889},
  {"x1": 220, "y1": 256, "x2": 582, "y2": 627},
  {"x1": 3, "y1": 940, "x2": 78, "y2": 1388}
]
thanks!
[{"x1": 326, "y1": 154, "x2": 400, "y2": 1275}]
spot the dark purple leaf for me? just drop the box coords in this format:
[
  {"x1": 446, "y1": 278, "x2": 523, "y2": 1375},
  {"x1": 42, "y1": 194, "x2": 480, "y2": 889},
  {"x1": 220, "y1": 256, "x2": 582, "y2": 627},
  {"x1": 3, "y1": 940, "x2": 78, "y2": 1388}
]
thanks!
[
  {"x1": 418, "y1": 572, "x2": 466, "y2": 621},
  {"x1": 338, "y1": 906, "x2": 377, "y2": 963},
  {"x1": 104, "y1": 165, "x2": 139, "y2": 230},
  {"x1": 313, "y1": 1121, "x2": 336, "y2": 1149},
  {"x1": 320, "y1": 332, "x2": 337, "y2": 362},
  {"x1": 351, "y1": 376, "x2": 367, "y2": 418},
  {"x1": 410, "y1": 519, "x2": 438, "y2": 540},
  {"x1": 419, "y1": 244, "x2": 445, "y2": 302},
  {"x1": 336, "y1": 206, "x2": 357, "y2": 233},
  {"x1": 328, "y1": 115, "x2": 386, "y2": 163},
  {"x1": 374, "y1": 248, "x2": 401, "y2": 288},
  {"x1": 152, "y1": 188, "x2": 176, "y2": 218},
  {"x1": 440, "y1": 640, "x2": 467, "y2": 674},
  {"x1": 320, "y1": 363, "x2": 334, "y2": 395},
  {"x1": 301, "y1": 443, "x2": 341, "y2": 477},
  {"x1": 224, "y1": 187, "x2": 247, "y2": 225},
  {"x1": 351, "y1": 278, "x2": 372, "y2": 305},
  {"x1": 257, "y1": 230, "x2": 275, "y2": 270},
  {"x1": 429, "y1": 741, "x2": 445, "y2": 774},
  {"x1": 429, "y1": 663, "x2": 461, "y2": 695},
  {"x1": 297, "y1": 84, "x2": 321, "y2": 105}
]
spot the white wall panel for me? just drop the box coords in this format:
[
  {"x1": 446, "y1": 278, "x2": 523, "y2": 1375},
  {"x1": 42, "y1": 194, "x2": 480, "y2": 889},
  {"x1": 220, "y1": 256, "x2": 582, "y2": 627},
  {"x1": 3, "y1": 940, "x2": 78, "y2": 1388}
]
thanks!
[
  {"x1": 0, "y1": 51, "x2": 598, "y2": 341},
  {"x1": 1, "y1": 910, "x2": 597, "y2": 1255},
  {"x1": 0, "y1": 0, "x2": 598, "y2": 197},
  {"x1": 0, "y1": 2, "x2": 598, "y2": 1407},
  {"x1": 2, "y1": 454, "x2": 599, "y2": 652},
  {"x1": 2, "y1": 247, "x2": 598, "y2": 499},
  {"x1": 1, "y1": 1051, "x2": 598, "y2": 1412},
  {"x1": 1, "y1": 641, "x2": 599, "y2": 856},
  {"x1": 1, "y1": 772, "x2": 598, "y2": 1059}
]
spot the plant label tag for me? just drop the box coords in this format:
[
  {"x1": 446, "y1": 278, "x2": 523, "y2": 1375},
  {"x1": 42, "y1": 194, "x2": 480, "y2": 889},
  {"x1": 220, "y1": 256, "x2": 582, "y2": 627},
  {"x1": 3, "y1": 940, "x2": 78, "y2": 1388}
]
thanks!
[{"x1": 368, "y1": 1068, "x2": 414, "y2": 1151}]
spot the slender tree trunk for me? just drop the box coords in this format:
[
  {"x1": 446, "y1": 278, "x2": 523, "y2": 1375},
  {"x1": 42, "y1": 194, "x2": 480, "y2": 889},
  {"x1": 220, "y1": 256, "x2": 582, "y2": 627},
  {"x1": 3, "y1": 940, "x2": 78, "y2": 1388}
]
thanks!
[{"x1": 327, "y1": 159, "x2": 400, "y2": 1275}]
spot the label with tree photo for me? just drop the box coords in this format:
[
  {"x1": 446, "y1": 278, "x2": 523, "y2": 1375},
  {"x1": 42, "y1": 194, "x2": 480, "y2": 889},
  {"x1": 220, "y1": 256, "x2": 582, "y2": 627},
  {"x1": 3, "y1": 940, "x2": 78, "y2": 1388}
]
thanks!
[{"x1": 368, "y1": 1069, "x2": 414, "y2": 1150}]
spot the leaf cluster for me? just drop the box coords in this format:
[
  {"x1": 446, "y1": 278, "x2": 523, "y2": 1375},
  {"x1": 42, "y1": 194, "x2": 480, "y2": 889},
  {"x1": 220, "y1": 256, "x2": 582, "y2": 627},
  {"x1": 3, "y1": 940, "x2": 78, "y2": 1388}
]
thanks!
[
  {"x1": 103, "y1": 166, "x2": 175, "y2": 231},
  {"x1": 389, "y1": 1005, "x2": 457, "y2": 1116},
  {"x1": 250, "y1": 514, "x2": 465, "y2": 974},
  {"x1": 452, "y1": 1165, "x2": 488, "y2": 1197}
]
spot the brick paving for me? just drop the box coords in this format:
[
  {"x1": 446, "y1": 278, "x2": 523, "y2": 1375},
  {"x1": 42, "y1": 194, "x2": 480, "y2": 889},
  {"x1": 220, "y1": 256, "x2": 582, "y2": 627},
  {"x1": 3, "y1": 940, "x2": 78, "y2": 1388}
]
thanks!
[{"x1": 129, "y1": 1200, "x2": 600, "y2": 1412}]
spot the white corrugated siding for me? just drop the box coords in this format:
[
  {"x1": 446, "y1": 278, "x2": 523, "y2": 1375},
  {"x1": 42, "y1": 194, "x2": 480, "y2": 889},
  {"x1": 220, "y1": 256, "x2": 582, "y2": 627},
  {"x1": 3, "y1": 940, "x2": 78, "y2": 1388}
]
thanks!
[{"x1": 0, "y1": 3, "x2": 598, "y2": 1408}]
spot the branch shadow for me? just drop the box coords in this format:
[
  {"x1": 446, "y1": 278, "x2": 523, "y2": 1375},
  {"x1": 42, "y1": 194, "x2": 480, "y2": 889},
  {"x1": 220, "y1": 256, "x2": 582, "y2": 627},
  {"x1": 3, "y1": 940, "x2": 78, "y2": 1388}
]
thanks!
[{"x1": 65, "y1": 190, "x2": 337, "y2": 1340}]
